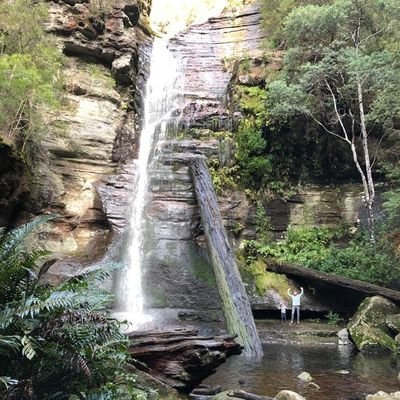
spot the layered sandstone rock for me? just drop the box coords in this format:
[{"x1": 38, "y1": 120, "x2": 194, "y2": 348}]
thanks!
[{"x1": 3, "y1": 0, "x2": 153, "y2": 281}]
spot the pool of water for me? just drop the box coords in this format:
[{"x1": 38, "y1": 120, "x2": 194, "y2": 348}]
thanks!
[{"x1": 203, "y1": 343, "x2": 400, "y2": 399}]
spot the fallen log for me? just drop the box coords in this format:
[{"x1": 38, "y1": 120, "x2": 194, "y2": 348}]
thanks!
[
  {"x1": 227, "y1": 390, "x2": 274, "y2": 400},
  {"x1": 190, "y1": 157, "x2": 263, "y2": 357},
  {"x1": 128, "y1": 329, "x2": 242, "y2": 392},
  {"x1": 269, "y1": 261, "x2": 400, "y2": 303}
]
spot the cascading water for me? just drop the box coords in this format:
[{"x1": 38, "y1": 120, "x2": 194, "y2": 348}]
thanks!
[{"x1": 113, "y1": 39, "x2": 181, "y2": 326}]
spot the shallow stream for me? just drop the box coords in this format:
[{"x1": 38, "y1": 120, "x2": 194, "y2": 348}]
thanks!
[{"x1": 203, "y1": 337, "x2": 400, "y2": 399}]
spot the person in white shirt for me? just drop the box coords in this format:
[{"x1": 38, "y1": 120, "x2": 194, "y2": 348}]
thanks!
[{"x1": 287, "y1": 287, "x2": 304, "y2": 323}]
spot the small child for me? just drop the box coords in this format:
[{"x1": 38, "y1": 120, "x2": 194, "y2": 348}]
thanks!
[{"x1": 279, "y1": 301, "x2": 287, "y2": 323}]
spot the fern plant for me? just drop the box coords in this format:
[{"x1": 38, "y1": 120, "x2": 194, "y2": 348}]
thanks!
[{"x1": 0, "y1": 218, "x2": 149, "y2": 400}]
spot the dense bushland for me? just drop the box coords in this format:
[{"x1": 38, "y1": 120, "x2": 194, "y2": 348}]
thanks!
[{"x1": 0, "y1": 0, "x2": 63, "y2": 167}]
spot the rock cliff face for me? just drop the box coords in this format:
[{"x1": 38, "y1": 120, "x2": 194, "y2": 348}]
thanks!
[
  {"x1": 141, "y1": 0, "x2": 379, "y2": 315},
  {"x1": 0, "y1": 0, "x2": 382, "y2": 315},
  {"x1": 2, "y1": 0, "x2": 153, "y2": 280},
  {"x1": 141, "y1": 3, "x2": 268, "y2": 312}
]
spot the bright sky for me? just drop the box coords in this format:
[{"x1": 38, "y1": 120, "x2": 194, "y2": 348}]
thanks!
[{"x1": 150, "y1": 0, "x2": 228, "y2": 36}]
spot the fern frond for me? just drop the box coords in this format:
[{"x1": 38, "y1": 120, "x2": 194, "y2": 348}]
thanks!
[
  {"x1": 21, "y1": 335, "x2": 37, "y2": 360},
  {"x1": 42, "y1": 291, "x2": 78, "y2": 311},
  {"x1": 0, "y1": 376, "x2": 18, "y2": 389},
  {"x1": 0, "y1": 307, "x2": 14, "y2": 329},
  {"x1": 0, "y1": 335, "x2": 21, "y2": 355}
]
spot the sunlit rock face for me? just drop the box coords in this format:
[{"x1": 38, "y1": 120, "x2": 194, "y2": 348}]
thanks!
[{"x1": 5, "y1": 0, "x2": 153, "y2": 281}]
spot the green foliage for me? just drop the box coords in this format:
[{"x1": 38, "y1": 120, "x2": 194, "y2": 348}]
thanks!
[
  {"x1": 235, "y1": 119, "x2": 272, "y2": 188},
  {"x1": 0, "y1": 0, "x2": 63, "y2": 165},
  {"x1": 266, "y1": 0, "x2": 400, "y2": 149},
  {"x1": 236, "y1": 86, "x2": 268, "y2": 127},
  {"x1": 255, "y1": 203, "x2": 272, "y2": 243},
  {"x1": 239, "y1": 258, "x2": 290, "y2": 297},
  {"x1": 244, "y1": 226, "x2": 399, "y2": 285},
  {"x1": 325, "y1": 311, "x2": 344, "y2": 325},
  {"x1": 0, "y1": 218, "x2": 149, "y2": 400},
  {"x1": 260, "y1": 0, "x2": 333, "y2": 47},
  {"x1": 88, "y1": 0, "x2": 117, "y2": 21},
  {"x1": 209, "y1": 160, "x2": 239, "y2": 194}
]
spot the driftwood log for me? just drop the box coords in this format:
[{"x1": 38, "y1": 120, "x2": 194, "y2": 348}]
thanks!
[
  {"x1": 269, "y1": 261, "x2": 400, "y2": 303},
  {"x1": 128, "y1": 328, "x2": 242, "y2": 392},
  {"x1": 190, "y1": 157, "x2": 263, "y2": 357}
]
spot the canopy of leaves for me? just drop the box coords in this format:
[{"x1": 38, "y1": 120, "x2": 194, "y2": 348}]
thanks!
[{"x1": 263, "y1": 0, "x2": 400, "y2": 190}]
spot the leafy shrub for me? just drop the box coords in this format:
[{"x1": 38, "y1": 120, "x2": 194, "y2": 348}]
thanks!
[
  {"x1": 325, "y1": 311, "x2": 344, "y2": 325},
  {"x1": 0, "y1": 0, "x2": 63, "y2": 165},
  {"x1": 235, "y1": 119, "x2": 272, "y2": 189},
  {"x1": 245, "y1": 226, "x2": 399, "y2": 286},
  {"x1": 0, "y1": 218, "x2": 149, "y2": 399}
]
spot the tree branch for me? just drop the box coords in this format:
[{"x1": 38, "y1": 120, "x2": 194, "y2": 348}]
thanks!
[{"x1": 325, "y1": 79, "x2": 351, "y2": 142}]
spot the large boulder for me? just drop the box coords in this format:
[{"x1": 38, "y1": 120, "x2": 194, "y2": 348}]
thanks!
[{"x1": 348, "y1": 296, "x2": 399, "y2": 353}]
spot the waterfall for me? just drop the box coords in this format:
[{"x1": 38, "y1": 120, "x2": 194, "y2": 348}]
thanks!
[{"x1": 113, "y1": 39, "x2": 181, "y2": 326}]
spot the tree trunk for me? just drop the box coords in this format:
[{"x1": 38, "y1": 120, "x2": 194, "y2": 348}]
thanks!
[
  {"x1": 128, "y1": 328, "x2": 242, "y2": 392},
  {"x1": 189, "y1": 157, "x2": 263, "y2": 357},
  {"x1": 357, "y1": 79, "x2": 376, "y2": 243}
]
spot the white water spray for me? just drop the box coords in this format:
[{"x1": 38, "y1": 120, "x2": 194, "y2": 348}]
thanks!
[{"x1": 114, "y1": 39, "x2": 181, "y2": 326}]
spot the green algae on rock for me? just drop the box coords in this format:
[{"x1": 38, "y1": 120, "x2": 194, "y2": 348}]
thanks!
[{"x1": 348, "y1": 296, "x2": 399, "y2": 353}]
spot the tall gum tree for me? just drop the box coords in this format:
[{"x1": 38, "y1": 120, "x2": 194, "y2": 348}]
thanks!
[{"x1": 266, "y1": 0, "x2": 400, "y2": 242}]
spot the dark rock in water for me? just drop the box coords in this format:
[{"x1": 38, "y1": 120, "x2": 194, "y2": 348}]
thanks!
[
  {"x1": 348, "y1": 296, "x2": 399, "y2": 353},
  {"x1": 128, "y1": 328, "x2": 242, "y2": 392}
]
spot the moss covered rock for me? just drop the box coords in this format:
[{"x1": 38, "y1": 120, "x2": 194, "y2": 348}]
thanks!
[
  {"x1": 348, "y1": 296, "x2": 399, "y2": 353},
  {"x1": 386, "y1": 314, "x2": 400, "y2": 334}
]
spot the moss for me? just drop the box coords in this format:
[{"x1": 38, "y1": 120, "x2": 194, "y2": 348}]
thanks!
[
  {"x1": 240, "y1": 259, "x2": 290, "y2": 297},
  {"x1": 191, "y1": 257, "x2": 216, "y2": 287},
  {"x1": 351, "y1": 325, "x2": 397, "y2": 353}
]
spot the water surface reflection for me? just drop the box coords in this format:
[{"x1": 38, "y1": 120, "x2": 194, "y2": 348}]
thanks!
[{"x1": 203, "y1": 343, "x2": 400, "y2": 399}]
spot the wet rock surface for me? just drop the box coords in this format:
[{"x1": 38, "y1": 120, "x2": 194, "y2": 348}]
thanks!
[{"x1": 256, "y1": 320, "x2": 340, "y2": 345}]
